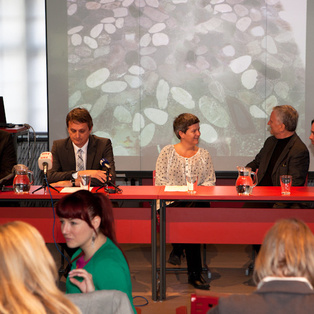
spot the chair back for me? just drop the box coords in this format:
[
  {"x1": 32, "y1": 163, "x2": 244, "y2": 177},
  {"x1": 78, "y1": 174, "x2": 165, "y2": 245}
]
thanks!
[{"x1": 191, "y1": 293, "x2": 219, "y2": 313}]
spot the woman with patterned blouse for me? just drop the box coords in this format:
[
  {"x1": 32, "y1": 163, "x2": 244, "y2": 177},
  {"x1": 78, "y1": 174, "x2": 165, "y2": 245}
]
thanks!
[{"x1": 155, "y1": 113, "x2": 216, "y2": 290}]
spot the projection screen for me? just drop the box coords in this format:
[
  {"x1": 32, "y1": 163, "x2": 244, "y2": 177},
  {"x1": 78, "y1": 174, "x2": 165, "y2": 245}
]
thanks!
[{"x1": 46, "y1": 0, "x2": 314, "y2": 172}]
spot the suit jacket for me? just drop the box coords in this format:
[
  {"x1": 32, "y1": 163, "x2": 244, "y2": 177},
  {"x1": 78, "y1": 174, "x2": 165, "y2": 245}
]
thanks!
[
  {"x1": 246, "y1": 133, "x2": 309, "y2": 186},
  {"x1": 209, "y1": 280, "x2": 314, "y2": 314},
  {"x1": 47, "y1": 135, "x2": 115, "y2": 185},
  {"x1": 0, "y1": 130, "x2": 17, "y2": 180}
]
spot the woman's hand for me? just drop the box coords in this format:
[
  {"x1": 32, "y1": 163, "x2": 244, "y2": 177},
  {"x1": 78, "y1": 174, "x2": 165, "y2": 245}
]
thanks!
[{"x1": 68, "y1": 269, "x2": 95, "y2": 293}]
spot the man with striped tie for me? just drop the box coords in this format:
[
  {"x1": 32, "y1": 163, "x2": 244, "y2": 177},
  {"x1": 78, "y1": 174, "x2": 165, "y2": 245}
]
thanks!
[{"x1": 48, "y1": 108, "x2": 115, "y2": 187}]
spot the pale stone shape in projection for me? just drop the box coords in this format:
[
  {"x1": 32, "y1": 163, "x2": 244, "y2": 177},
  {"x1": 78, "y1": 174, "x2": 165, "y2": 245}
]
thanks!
[
  {"x1": 71, "y1": 34, "x2": 82, "y2": 46},
  {"x1": 114, "y1": 106, "x2": 132, "y2": 123},
  {"x1": 152, "y1": 33, "x2": 169, "y2": 46},
  {"x1": 140, "y1": 56, "x2": 157, "y2": 70},
  {"x1": 83, "y1": 36, "x2": 98, "y2": 49},
  {"x1": 69, "y1": 91, "x2": 82, "y2": 108},
  {"x1": 124, "y1": 75, "x2": 142, "y2": 88},
  {"x1": 104, "y1": 24, "x2": 116, "y2": 34},
  {"x1": 266, "y1": 0, "x2": 280, "y2": 5},
  {"x1": 251, "y1": 26, "x2": 265, "y2": 37},
  {"x1": 274, "y1": 82, "x2": 289, "y2": 99},
  {"x1": 200, "y1": 123, "x2": 218, "y2": 144},
  {"x1": 234, "y1": 4, "x2": 249, "y2": 17},
  {"x1": 115, "y1": 18, "x2": 124, "y2": 29},
  {"x1": 156, "y1": 79, "x2": 169, "y2": 109},
  {"x1": 86, "y1": 68, "x2": 110, "y2": 88},
  {"x1": 214, "y1": 4, "x2": 232, "y2": 13},
  {"x1": 263, "y1": 95, "x2": 278, "y2": 115},
  {"x1": 172, "y1": 0, "x2": 188, "y2": 4},
  {"x1": 140, "y1": 123, "x2": 155, "y2": 147},
  {"x1": 86, "y1": 2, "x2": 101, "y2": 10},
  {"x1": 102, "y1": 81, "x2": 128, "y2": 93},
  {"x1": 146, "y1": 0, "x2": 159, "y2": 8},
  {"x1": 275, "y1": 32, "x2": 294, "y2": 44},
  {"x1": 229, "y1": 55, "x2": 252, "y2": 74},
  {"x1": 90, "y1": 24, "x2": 104, "y2": 38},
  {"x1": 90, "y1": 95, "x2": 108, "y2": 118},
  {"x1": 140, "y1": 33, "x2": 152, "y2": 47},
  {"x1": 144, "y1": 108, "x2": 168, "y2": 125},
  {"x1": 171, "y1": 87, "x2": 195, "y2": 109},
  {"x1": 221, "y1": 13, "x2": 237, "y2": 23},
  {"x1": 199, "y1": 96, "x2": 229, "y2": 128},
  {"x1": 113, "y1": 8, "x2": 128, "y2": 18},
  {"x1": 68, "y1": 26, "x2": 83, "y2": 35},
  {"x1": 140, "y1": 47, "x2": 157, "y2": 56},
  {"x1": 223, "y1": 45, "x2": 235, "y2": 57},
  {"x1": 122, "y1": 0, "x2": 134, "y2": 7},
  {"x1": 149, "y1": 23, "x2": 166, "y2": 33},
  {"x1": 114, "y1": 145, "x2": 129, "y2": 156},
  {"x1": 68, "y1": 3, "x2": 77, "y2": 16},
  {"x1": 241, "y1": 69, "x2": 258, "y2": 90},
  {"x1": 236, "y1": 17, "x2": 252, "y2": 32},
  {"x1": 250, "y1": 8, "x2": 262, "y2": 21},
  {"x1": 101, "y1": 17, "x2": 115, "y2": 23},
  {"x1": 208, "y1": 81, "x2": 225, "y2": 103},
  {"x1": 250, "y1": 105, "x2": 267, "y2": 118},
  {"x1": 129, "y1": 65, "x2": 145, "y2": 75},
  {"x1": 133, "y1": 113, "x2": 145, "y2": 132},
  {"x1": 262, "y1": 35, "x2": 278, "y2": 54}
]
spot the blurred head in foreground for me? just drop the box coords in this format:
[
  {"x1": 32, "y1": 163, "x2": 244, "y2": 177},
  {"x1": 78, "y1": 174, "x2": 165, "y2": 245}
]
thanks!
[
  {"x1": 254, "y1": 218, "x2": 314, "y2": 286},
  {"x1": 0, "y1": 221, "x2": 79, "y2": 314}
]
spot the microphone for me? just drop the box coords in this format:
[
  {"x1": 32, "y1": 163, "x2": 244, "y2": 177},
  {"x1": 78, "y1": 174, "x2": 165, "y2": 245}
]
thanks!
[
  {"x1": 38, "y1": 152, "x2": 53, "y2": 175},
  {"x1": 100, "y1": 158, "x2": 110, "y2": 169}
]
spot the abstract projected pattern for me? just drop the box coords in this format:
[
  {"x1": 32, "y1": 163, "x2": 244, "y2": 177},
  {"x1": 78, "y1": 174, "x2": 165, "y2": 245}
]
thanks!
[{"x1": 67, "y1": 0, "x2": 305, "y2": 170}]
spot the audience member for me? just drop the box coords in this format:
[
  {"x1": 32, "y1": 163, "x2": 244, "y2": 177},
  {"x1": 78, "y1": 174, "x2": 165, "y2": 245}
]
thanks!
[
  {"x1": 48, "y1": 107, "x2": 115, "y2": 187},
  {"x1": 155, "y1": 113, "x2": 216, "y2": 290},
  {"x1": 0, "y1": 129, "x2": 16, "y2": 181},
  {"x1": 0, "y1": 221, "x2": 80, "y2": 314},
  {"x1": 56, "y1": 190, "x2": 135, "y2": 313},
  {"x1": 209, "y1": 218, "x2": 314, "y2": 314}
]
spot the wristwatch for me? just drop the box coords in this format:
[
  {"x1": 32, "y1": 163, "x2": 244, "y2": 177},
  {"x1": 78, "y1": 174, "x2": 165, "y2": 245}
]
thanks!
[{"x1": 71, "y1": 178, "x2": 76, "y2": 187}]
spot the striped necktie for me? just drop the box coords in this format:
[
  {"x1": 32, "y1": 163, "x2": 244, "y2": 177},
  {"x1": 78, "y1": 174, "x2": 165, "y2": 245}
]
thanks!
[{"x1": 76, "y1": 149, "x2": 84, "y2": 171}]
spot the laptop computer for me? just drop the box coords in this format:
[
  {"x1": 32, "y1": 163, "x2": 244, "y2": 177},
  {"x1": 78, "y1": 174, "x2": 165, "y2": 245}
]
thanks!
[{"x1": 0, "y1": 96, "x2": 15, "y2": 128}]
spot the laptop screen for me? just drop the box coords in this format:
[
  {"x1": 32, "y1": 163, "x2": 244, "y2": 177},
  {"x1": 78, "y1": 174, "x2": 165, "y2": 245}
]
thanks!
[{"x1": 0, "y1": 97, "x2": 7, "y2": 127}]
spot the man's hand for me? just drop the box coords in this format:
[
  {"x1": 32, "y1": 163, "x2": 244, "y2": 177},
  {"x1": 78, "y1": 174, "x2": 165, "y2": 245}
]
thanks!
[{"x1": 78, "y1": 170, "x2": 109, "y2": 183}]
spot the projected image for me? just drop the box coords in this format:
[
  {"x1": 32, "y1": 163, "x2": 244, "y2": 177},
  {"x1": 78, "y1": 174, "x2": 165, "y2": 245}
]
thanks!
[{"x1": 66, "y1": 0, "x2": 306, "y2": 170}]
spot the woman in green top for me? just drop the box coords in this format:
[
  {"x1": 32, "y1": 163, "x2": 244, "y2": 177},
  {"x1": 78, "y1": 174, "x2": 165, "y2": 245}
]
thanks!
[{"x1": 56, "y1": 190, "x2": 135, "y2": 313}]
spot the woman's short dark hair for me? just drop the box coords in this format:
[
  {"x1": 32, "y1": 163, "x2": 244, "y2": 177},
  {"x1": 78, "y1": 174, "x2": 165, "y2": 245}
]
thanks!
[
  {"x1": 56, "y1": 190, "x2": 117, "y2": 245},
  {"x1": 173, "y1": 113, "x2": 200, "y2": 139},
  {"x1": 66, "y1": 108, "x2": 93, "y2": 130}
]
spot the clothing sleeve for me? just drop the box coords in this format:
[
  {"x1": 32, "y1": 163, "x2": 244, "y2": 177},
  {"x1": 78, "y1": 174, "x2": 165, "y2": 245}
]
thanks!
[
  {"x1": 47, "y1": 140, "x2": 75, "y2": 183},
  {"x1": 246, "y1": 147, "x2": 263, "y2": 172},
  {"x1": 0, "y1": 132, "x2": 17, "y2": 179},
  {"x1": 199, "y1": 149, "x2": 216, "y2": 186},
  {"x1": 155, "y1": 146, "x2": 170, "y2": 186},
  {"x1": 285, "y1": 145, "x2": 309, "y2": 186}
]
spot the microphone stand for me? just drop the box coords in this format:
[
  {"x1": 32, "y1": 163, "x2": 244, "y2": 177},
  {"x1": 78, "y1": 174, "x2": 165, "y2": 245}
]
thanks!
[
  {"x1": 96, "y1": 168, "x2": 122, "y2": 193},
  {"x1": 32, "y1": 172, "x2": 59, "y2": 194}
]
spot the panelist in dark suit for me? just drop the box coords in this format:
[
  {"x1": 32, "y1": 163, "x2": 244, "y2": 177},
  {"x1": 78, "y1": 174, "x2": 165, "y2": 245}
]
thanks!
[
  {"x1": 47, "y1": 108, "x2": 115, "y2": 187},
  {"x1": 246, "y1": 105, "x2": 309, "y2": 188},
  {"x1": 0, "y1": 129, "x2": 17, "y2": 180},
  {"x1": 209, "y1": 218, "x2": 314, "y2": 314}
]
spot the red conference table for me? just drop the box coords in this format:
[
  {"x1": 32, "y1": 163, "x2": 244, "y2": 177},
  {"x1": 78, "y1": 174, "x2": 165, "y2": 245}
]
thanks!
[
  {"x1": 0, "y1": 185, "x2": 161, "y2": 301},
  {"x1": 158, "y1": 185, "x2": 314, "y2": 300}
]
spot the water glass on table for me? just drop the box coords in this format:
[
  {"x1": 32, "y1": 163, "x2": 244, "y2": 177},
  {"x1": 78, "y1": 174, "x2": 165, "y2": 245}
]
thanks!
[
  {"x1": 186, "y1": 175, "x2": 198, "y2": 194},
  {"x1": 80, "y1": 174, "x2": 91, "y2": 190},
  {"x1": 280, "y1": 175, "x2": 292, "y2": 195}
]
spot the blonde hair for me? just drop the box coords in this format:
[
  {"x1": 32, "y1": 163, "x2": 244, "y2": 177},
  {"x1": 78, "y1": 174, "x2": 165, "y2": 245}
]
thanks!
[
  {"x1": 0, "y1": 221, "x2": 80, "y2": 314},
  {"x1": 253, "y1": 218, "x2": 314, "y2": 286}
]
